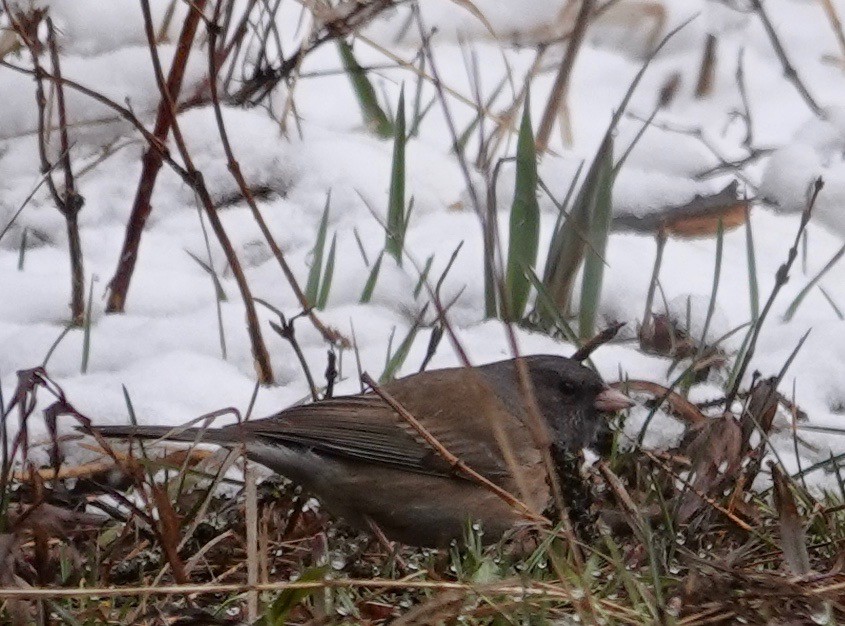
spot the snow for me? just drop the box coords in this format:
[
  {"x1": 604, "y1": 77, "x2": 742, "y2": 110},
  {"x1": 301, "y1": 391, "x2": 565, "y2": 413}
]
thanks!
[{"x1": 2, "y1": 0, "x2": 845, "y2": 493}]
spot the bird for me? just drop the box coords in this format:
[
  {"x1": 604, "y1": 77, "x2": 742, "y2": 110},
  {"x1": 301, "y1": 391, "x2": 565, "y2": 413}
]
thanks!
[{"x1": 88, "y1": 355, "x2": 633, "y2": 548}]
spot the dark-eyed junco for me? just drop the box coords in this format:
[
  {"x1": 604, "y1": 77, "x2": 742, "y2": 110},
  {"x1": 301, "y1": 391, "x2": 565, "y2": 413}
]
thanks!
[{"x1": 90, "y1": 355, "x2": 632, "y2": 547}]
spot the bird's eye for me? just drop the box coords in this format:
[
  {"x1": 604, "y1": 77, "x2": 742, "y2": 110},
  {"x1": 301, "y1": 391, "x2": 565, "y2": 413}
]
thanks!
[{"x1": 560, "y1": 381, "x2": 576, "y2": 394}]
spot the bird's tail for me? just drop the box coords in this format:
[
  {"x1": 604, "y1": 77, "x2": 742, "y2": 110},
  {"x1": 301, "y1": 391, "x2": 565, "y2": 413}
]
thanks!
[{"x1": 85, "y1": 424, "x2": 230, "y2": 446}]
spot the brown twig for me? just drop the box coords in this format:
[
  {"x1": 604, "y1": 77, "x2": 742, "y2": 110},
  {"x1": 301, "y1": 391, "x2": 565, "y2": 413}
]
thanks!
[
  {"x1": 751, "y1": 0, "x2": 823, "y2": 117},
  {"x1": 258, "y1": 302, "x2": 319, "y2": 402},
  {"x1": 206, "y1": 3, "x2": 346, "y2": 347},
  {"x1": 571, "y1": 322, "x2": 624, "y2": 362},
  {"x1": 8, "y1": 7, "x2": 85, "y2": 326},
  {"x1": 820, "y1": 0, "x2": 845, "y2": 69},
  {"x1": 360, "y1": 372, "x2": 549, "y2": 525},
  {"x1": 45, "y1": 18, "x2": 85, "y2": 327},
  {"x1": 137, "y1": 0, "x2": 276, "y2": 383},
  {"x1": 725, "y1": 178, "x2": 824, "y2": 407},
  {"x1": 106, "y1": 0, "x2": 206, "y2": 314},
  {"x1": 535, "y1": 0, "x2": 594, "y2": 151}
]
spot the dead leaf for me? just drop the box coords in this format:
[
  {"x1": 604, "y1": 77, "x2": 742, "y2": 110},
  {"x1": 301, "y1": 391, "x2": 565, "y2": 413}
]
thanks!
[
  {"x1": 677, "y1": 415, "x2": 743, "y2": 523},
  {"x1": 611, "y1": 380, "x2": 706, "y2": 426},
  {"x1": 613, "y1": 181, "x2": 750, "y2": 238}
]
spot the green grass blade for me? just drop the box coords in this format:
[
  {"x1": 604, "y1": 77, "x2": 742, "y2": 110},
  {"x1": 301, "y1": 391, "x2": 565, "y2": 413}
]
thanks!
[
  {"x1": 784, "y1": 243, "x2": 845, "y2": 322},
  {"x1": 408, "y1": 96, "x2": 436, "y2": 138},
  {"x1": 542, "y1": 132, "x2": 607, "y2": 324},
  {"x1": 185, "y1": 249, "x2": 227, "y2": 302},
  {"x1": 360, "y1": 250, "x2": 384, "y2": 304},
  {"x1": 504, "y1": 97, "x2": 540, "y2": 321},
  {"x1": 17, "y1": 227, "x2": 27, "y2": 271},
  {"x1": 526, "y1": 266, "x2": 579, "y2": 345},
  {"x1": 819, "y1": 286, "x2": 845, "y2": 319},
  {"x1": 386, "y1": 87, "x2": 406, "y2": 265},
  {"x1": 261, "y1": 566, "x2": 329, "y2": 625},
  {"x1": 578, "y1": 135, "x2": 615, "y2": 338},
  {"x1": 380, "y1": 310, "x2": 425, "y2": 383},
  {"x1": 80, "y1": 274, "x2": 94, "y2": 374},
  {"x1": 745, "y1": 208, "x2": 760, "y2": 322},
  {"x1": 306, "y1": 193, "x2": 331, "y2": 305},
  {"x1": 414, "y1": 254, "x2": 435, "y2": 299},
  {"x1": 698, "y1": 220, "x2": 725, "y2": 352},
  {"x1": 455, "y1": 75, "x2": 508, "y2": 153},
  {"x1": 317, "y1": 233, "x2": 337, "y2": 310},
  {"x1": 337, "y1": 40, "x2": 393, "y2": 138}
]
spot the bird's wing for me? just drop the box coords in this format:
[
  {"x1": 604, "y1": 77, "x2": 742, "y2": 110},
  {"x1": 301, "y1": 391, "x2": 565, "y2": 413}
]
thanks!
[{"x1": 233, "y1": 384, "x2": 515, "y2": 481}]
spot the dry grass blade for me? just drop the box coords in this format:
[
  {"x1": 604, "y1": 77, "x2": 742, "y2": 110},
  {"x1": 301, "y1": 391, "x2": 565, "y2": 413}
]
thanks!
[
  {"x1": 389, "y1": 590, "x2": 467, "y2": 626},
  {"x1": 771, "y1": 463, "x2": 811, "y2": 576},
  {"x1": 740, "y1": 376, "x2": 779, "y2": 451}
]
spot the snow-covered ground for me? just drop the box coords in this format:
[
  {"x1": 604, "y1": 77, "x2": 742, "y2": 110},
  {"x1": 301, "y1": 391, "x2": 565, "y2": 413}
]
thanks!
[{"x1": 2, "y1": 0, "x2": 845, "y2": 491}]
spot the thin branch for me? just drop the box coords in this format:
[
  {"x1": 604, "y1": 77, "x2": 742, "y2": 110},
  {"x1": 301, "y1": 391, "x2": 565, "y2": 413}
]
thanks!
[
  {"x1": 206, "y1": 2, "x2": 346, "y2": 346},
  {"x1": 133, "y1": 0, "x2": 275, "y2": 383},
  {"x1": 535, "y1": 0, "x2": 594, "y2": 151},
  {"x1": 106, "y1": 0, "x2": 207, "y2": 313},
  {"x1": 751, "y1": 0, "x2": 823, "y2": 117},
  {"x1": 725, "y1": 178, "x2": 824, "y2": 407}
]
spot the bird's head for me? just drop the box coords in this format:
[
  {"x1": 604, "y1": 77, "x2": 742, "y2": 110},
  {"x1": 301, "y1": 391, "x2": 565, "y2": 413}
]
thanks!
[{"x1": 523, "y1": 355, "x2": 634, "y2": 452}]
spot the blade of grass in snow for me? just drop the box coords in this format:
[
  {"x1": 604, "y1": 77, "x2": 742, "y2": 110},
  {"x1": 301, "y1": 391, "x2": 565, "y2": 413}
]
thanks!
[
  {"x1": 542, "y1": 136, "x2": 610, "y2": 318},
  {"x1": 698, "y1": 220, "x2": 725, "y2": 352},
  {"x1": 578, "y1": 135, "x2": 615, "y2": 339},
  {"x1": 820, "y1": 286, "x2": 845, "y2": 319},
  {"x1": 784, "y1": 243, "x2": 845, "y2": 321},
  {"x1": 306, "y1": 193, "x2": 331, "y2": 306},
  {"x1": 194, "y1": 205, "x2": 227, "y2": 359},
  {"x1": 185, "y1": 250, "x2": 227, "y2": 302},
  {"x1": 80, "y1": 274, "x2": 94, "y2": 374},
  {"x1": 409, "y1": 51, "x2": 427, "y2": 138},
  {"x1": 455, "y1": 75, "x2": 508, "y2": 154},
  {"x1": 539, "y1": 161, "x2": 584, "y2": 235},
  {"x1": 360, "y1": 250, "x2": 384, "y2": 304},
  {"x1": 380, "y1": 313, "x2": 423, "y2": 383},
  {"x1": 414, "y1": 254, "x2": 434, "y2": 299},
  {"x1": 337, "y1": 41, "x2": 393, "y2": 138},
  {"x1": 504, "y1": 96, "x2": 540, "y2": 321},
  {"x1": 408, "y1": 96, "x2": 436, "y2": 139},
  {"x1": 541, "y1": 18, "x2": 694, "y2": 322},
  {"x1": 526, "y1": 267, "x2": 579, "y2": 345},
  {"x1": 316, "y1": 233, "x2": 337, "y2": 310},
  {"x1": 386, "y1": 87, "x2": 406, "y2": 265},
  {"x1": 17, "y1": 227, "x2": 27, "y2": 271},
  {"x1": 353, "y1": 227, "x2": 370, "y2": 267},
  {"x1": 612, "y1": 103, "x2": 659, "y2": 176},
  {"x1": 745, "y1": 208, "x2": 760, "y2": 321}
]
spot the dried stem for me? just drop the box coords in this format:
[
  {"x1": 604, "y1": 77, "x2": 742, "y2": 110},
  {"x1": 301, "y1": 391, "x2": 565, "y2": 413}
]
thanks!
[
  {"x1": 129, "y1": 0, "x2": 275, "y2": 383},
  {"x1": 206, "y1": 3, "x2": 345, "y2": 346},
  {"x1": 106, "y1": 0, "x2": 206, "y2": 313},
  {"x1": 8, "y1": 7, "x2": 85, "y2": 326},
  {"x1": 571, "y1": 321, "x2": 625, "y2": 362},
  {"x1": 725, "y1": 178, "x2": 824, "y2": 407},
  {"x1": 820, "y1": 0, "x2": 845, "y2": 67},
  {"x1": 535, "y1": 0, "x2": 594, "y2": 151},
  {"x1": 751, "y1": 0, "x2": 823, "y2": 117}
]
